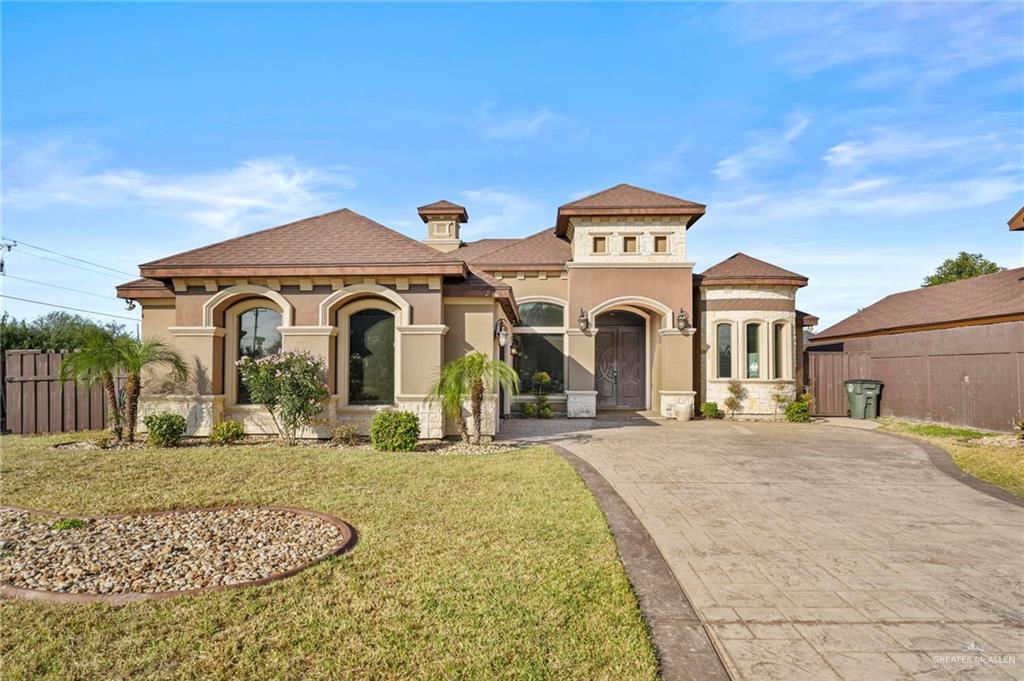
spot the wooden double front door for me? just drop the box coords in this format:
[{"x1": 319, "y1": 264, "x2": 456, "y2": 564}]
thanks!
[{"x1": 595, "y1": 312, "x2": 646, "y2": 408}]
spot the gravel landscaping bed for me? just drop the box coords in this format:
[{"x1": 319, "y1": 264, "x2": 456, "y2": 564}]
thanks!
[{"x1": 0, "y1": 507, "x2": 352, "y2": 597}]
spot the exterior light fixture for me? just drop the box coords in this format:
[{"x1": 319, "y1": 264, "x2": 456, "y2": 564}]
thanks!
[
  {"x1": 676, "y1": 308, "x2": 690, "y2": 332},
  {"x1": 494, "y1": 319, "x2": 509, "y2": 348},
  {"x1": 125, "y1": 298, "x2": 138, "y2": 312},
  {"x1": 578, "y1": 308, "x2": 590, "y2": 332},
  {"x1": 510, "y1": 336, "x2": 521, "y2": 357}
]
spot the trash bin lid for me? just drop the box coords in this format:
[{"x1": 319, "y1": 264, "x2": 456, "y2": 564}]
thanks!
[{"x1": 845, "y1": 379, "x2": 883, "y2": 386}]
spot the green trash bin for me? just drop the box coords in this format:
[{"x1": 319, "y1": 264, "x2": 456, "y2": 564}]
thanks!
[{"x1": 844, "y1": 379, "x2": 883, "y2": 419}]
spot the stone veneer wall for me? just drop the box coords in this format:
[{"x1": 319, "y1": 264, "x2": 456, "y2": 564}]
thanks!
[{"x1": 700, "y1": 285, "x2": 798, "y2": 417}]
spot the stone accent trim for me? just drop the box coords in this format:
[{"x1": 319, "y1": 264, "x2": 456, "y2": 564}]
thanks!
[
  {"x1": 138, "y1": 394, "x2": 224, "y2": 436},
  {"x1": 659, "y1": 390, "x2": 695, "y2": 420},
  {"x1": 566, "y1": 390, "x2": 597, "y2": 418},
  {"x1": 700, "y1": 298, "x2": 795, "y2": 312}
]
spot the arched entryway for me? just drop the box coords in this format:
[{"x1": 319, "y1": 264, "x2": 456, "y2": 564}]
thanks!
[{"x1": 595, "y1": 310, "x2": 646, "y2": 409}]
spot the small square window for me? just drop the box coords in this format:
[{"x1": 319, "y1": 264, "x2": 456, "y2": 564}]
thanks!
[
  {"x1": 623, "y1": 236, "x2": 638, "y2": 253},
  {"x1": 654, "y1": 235, "x2": 669, "y2": 253},
  {"x1": 592, "y1": 236, "x2": 607, "y2": 254}
]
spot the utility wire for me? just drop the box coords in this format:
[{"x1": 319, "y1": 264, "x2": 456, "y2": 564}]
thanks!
[
  {"x1": 7, "y1": 237, "x2": 136, "y2": 277},
  {"x1": 1, "y1": 274, "x2": 117, "y2": 301},
  {"x1": 14, "y1": 250, "x2": 129, "y2": 280},
  {"x1": 0, "y1": 294, "x2": 140, "y2": 322}
]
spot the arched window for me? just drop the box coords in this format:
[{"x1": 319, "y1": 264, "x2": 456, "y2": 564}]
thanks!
[
  {"x1": 716, "y1": 323, "x2": 732, "y2": 378},
  {"x1": 772, "y1": 322, "x2": 786, "y2": 379},
  {"x1": 513, "y1": 301, "x2": 566, "y2": 394},
  {"x1": 746, "y1": 323, "x2": 761, "y2": 379},
  {"x1": 518, "y1": 302, "x2": 564, "y2": 327},
  {"x1": 237, "y1": 307, "x2": 282, "y2": 403},
  {"x1": 348, "y1": 309, "x2": 395, "y2": 405}
]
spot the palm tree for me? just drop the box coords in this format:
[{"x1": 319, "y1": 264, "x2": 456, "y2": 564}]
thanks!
[
  {"x1": 117, "y1": 338, "x2": 188, "y2": 443},
  {"x1": 59, "y1": 330, "x2": 125, "y2": 444},
  {"x1": 430, "y1": 352, "x2": 519, "y2": 444}
]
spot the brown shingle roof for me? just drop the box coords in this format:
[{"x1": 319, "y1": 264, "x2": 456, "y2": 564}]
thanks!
[
  {"x1": 445, "y1": 238, "x2": 520, "y2": 262},
  {"x1": 1009, "y1": 206, "x2": 1024, "y2": 231},
  {"x1": 139, "y1": 208, "x2": 466, "y2": 278},
  {"x1": 556, "y1": 183, "x2": 705, "y2": 234},
  {"x1": 813, "y1": 267, "x2": 1024, "y2": 341},
  {"x1": 699, "y1": 253, "x2": 808, "y2": 287},
  {"x1": 443, "y1": 268, "x2": 519, "y2": 322},
  {"x1": 115, "y1": 277, "x2": 172, "y2": 299},
  {"x1": 470, "y1": 227, "x2": 571, "y2": 270},
  {"x1": 417, "y1": 200, "x2": 468, "y2": 222}
]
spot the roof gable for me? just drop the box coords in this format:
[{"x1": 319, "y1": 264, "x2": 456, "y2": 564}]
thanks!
[
  {"x1": 556, "y1": 183, "x2": 705, "y2": 235},
  {"x1": 814, "y1": 267, "x2": 1024, "y2": 340},
  {"x1": 140, "y1": 208, "x2": 465, "y2": 277},
  {"x1": 699, "y1": 253, "x2": 807, "y2": 286}
]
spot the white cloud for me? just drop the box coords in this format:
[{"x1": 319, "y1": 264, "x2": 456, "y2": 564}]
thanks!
[
  {"x1": 458, "y1": 188, "x2": 547, "y2": 238},
  {"x1": 3, "y1": 138, "x2": 355, "y2": 235},
  {"x1": 713, "y1": 113, "x2": 811, "y2": 180},
  {"x1": 478, "y1": 105, "x2": 560, "y2": 141},
  {"x1": 727, "y1": 2, "x2": 1023, "y2": 90},
  {"x1": 823, "y1": 128, "x2": 1015, "y2": 169}
]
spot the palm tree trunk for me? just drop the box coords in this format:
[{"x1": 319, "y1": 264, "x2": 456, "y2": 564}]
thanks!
[
  {"x1": 470, "y1": 378, "x2": 484, "y2": 445},
  {"x1": 124, "y1": 372, "x2": 141, "y2": 443},
  {"x1": 457, "y1": 413, "x2": 470, "y2": 444},
  {"x1": 102, "y1": 373, "x2": 123, "y2": 444}
]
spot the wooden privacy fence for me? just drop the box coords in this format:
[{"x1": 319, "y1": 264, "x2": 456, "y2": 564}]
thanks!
[
  {"x1": 807, "y1": 351, "x2": 870, "y2": 416},
  {"x1": 4, "y1": 350, "x2": 125, "y2": 435}
]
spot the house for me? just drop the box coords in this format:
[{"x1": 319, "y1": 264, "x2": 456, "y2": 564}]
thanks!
[
  {"x1": 116, "y1": 184, "x2": 811, "y2": 438},
  {"x1": 808, "y1": 267, "x2": 1024, "y2": 431},
  {"x1": 1009, "y1": 206, "x2": 1023, "y2": 231}
]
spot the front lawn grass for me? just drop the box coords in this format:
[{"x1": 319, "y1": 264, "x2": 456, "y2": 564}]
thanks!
[
  {"x1": 880, "y1": 419, "x2": 1024, "y2": 498},
  {"x1": 0, "y1": 434, "x2": 657, "y2": 680}
]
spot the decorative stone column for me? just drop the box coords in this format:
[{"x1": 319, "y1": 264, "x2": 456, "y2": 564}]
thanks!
[
  {"x1": 397, "y1": 324, "x2": 448, "y2": 438},
  {"x1": 566, "y1": 329, "x2": 597, "y2": 418},
  {"x1": 280, "y1": 325, "x2": 338, "y2": 438},
  {"x1": 657, "y1": 328, "x2": 696, "y2": 419}
]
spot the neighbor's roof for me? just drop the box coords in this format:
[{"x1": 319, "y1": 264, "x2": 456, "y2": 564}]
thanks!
[
  {"x1": 813, "y1": 267, "x2": 1024, "y2": 341},
  {"x1": 417, "y1": 200, "x2": 468, "y2": 223},
  {"x1": 1009, "y1": 206, "x2": 1024, "y2": 231},
  {"x1": 139, "y1": 208, "x2": 466, "y2": 278},
  {"x1": 556, "y1": 183, "x2": 705, "y2": 235},
  {"x1": 470, "y1": 227, "x2": 572, "y2": 270},
  {"x1": 698, "y1": 253, "x2": 808, "y2": 287}
]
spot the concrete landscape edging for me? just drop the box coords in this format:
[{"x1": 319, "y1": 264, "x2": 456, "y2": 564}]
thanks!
[
  {"x1": 549, "y1": 444, "x2": 732, "y2": 681},
  {"x1": 0, "y1": 504, "x2": 358, "y2": 605}
]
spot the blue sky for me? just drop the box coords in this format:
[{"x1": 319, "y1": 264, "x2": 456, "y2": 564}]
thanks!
[{"x1": 3, "y1": 2, "x2": 1022, "y2": 331}]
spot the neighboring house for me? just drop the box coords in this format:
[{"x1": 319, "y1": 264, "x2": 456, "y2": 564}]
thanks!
[
  {"x1": 117, "y1": 183, "x2": 811, "y2": 438},
  {"x1": 808, "y1": 268, "x2": 1024, "y2": 432},
  {"x1": 1009, "y1": 206, "x2": 1023, "y2": 231}
]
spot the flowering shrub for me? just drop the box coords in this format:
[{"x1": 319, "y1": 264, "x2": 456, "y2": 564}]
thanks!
[{"x1": 236, "y1": 350, "x2": 330, "y2": 444}]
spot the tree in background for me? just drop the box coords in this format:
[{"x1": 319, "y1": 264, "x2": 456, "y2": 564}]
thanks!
[
  {"x1": 1, "y1": 312, "x2": 129, "y2": 353},
  {"x1": 922, "y1": 252, "x2": 1004, "y2": 287}
]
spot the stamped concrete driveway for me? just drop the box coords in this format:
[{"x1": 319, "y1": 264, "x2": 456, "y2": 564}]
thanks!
[{"x1": 501, "y1": 418, "x2": 1024, "y2": 681}]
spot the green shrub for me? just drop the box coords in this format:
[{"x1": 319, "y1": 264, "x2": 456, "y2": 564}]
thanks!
[
  {"x1": 785, "y1": 394, "x2": 812, "y2": 423},
  {"x1": 143, "y1": 412, "x2": 188, "y2": 447},
  {"x1": 370, "y1": 410, "x2": 420, "y2": 452},
  {"x1": 331, "y1": 423, "x2": 361, "y2": 447},
  {"x1": 520, "y1": 403, "x2": 538, "y2": 418},
  {"x1": 52, "y1": 518, "x2": 87, "y2": 531},
  {"x1": 237, "y1": 350, "x2": 330, "y2": 444},
  {"x1": 538, "y1": 403, "x2": 553, "y2": 419},
  {"x1": 209, "y1": 420, "x2": 245, "y2": 446},
  {"x1": 700, "y1": 402, "x2": 719, "y2": 419}
]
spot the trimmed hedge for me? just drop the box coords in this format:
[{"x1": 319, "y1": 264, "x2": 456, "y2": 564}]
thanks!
[
  {"x1": 699, "y1": 402, "x2": 720, "y2": 419},
  {"x1": 370, "y1": 410, "x2": 420, "y2": 452}
]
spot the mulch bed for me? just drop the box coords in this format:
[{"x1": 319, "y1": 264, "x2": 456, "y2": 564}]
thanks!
[{"x1": 0, "y1": 506, "x2": 354, "y2": 603}]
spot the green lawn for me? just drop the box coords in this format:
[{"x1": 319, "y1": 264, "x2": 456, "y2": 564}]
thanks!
[
  {"x1": 879, "y1": 419, "x2": 1024, "y2": 498},
  {"x1": 0, "y1": 434, "x2": 657, "y2": 680}
]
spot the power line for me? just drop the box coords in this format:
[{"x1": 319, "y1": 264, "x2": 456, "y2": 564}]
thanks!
[
  {"x1": 7, "y1": 237, "x2": 136, "y2": 277},
  {"x1": 2, "y1": 274, "x2": 117, "y2": 301},
  {"x1": 0, "y1": 294, "x2": 140, "y2": 322},
  {"x1": 14, "y1": 250, "x2": 129, "y2": 280}
]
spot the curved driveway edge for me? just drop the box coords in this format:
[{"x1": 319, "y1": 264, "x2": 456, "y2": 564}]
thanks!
[
  {"x1": 0, "y1": 505, "x2": 357, "y2": 605},
  {"x1": 550, "y1": 444, "x2": 731, "y2": 681}
]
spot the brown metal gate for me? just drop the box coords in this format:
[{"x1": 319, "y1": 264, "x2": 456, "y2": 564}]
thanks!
[
  {"x1": 807, "y1": 351, "x2": 869, "y2": 416},
  {"x1": 4, "y1": 350, "x2": 123, "y2": 435}
]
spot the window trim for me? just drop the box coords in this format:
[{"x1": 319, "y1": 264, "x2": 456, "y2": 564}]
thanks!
[
  {"x1": 511, "y1": 296, "x2": 568, "y2": 398},
  {"x1": 715, "y1": 321, "x2": 733, "y2": 379},
  {"x1": 592, "y1": 235, "x2": 608, "y2": 254},
  {"x1": 224, "y1": 298, "x2": 284, "y2": 407},
  {"x1": 653, "y1": 235, "x2": 669, "y2": 254},
  {"x1": 622, "y1": 235, "x2": 638, "y2": 253},
  {"x1": 337, "y1": 297, "x2": 401, "y2": 410},
  {"x1": 744, "y1": 321, "x2": 763, "y2": 379}
]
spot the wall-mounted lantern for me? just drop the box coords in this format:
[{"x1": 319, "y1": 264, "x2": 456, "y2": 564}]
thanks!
[
  {"x1": 125, "y1": 298, "x2": 138, "y2": 312},
  {"x1": 494, "y1": 319, "x2": 509, "y2": 348},
  {"x1": 676, "y1": 308, "x2": 690, "y2": 332},
  {"x1": 577, "y1": 308, "x2": 590, "y2": 332},
  {"x1": 510, "y1": 335, "x2": 521, "y2": 357}
]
